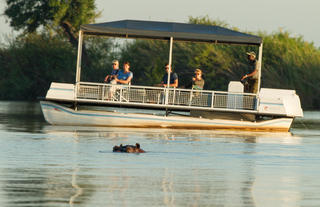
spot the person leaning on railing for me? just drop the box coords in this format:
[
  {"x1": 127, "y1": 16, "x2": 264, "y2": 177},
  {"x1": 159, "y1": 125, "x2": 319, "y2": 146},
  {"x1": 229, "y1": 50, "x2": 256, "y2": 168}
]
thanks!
[{"x1": 160, "y1": 64, "x2": 178, "y2": 88}]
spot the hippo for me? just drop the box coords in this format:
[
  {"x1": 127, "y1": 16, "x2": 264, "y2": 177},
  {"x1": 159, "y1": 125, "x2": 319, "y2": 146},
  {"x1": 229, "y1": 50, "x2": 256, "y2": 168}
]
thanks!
[{"x1": 113, "y1": 143, "x2": 146, "y2": 153}]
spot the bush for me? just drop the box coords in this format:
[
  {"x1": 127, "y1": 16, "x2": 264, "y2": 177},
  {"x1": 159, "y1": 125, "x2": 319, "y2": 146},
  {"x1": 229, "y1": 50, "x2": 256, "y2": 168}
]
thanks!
[{"x1": 0, "y1": 33, "x2": 76, "y2": 100}]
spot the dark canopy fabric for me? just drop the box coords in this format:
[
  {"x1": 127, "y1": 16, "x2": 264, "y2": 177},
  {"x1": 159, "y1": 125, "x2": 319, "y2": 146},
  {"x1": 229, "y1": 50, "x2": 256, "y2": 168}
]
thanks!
[{"x1": 81, "y1": 20, "x2": 262, "y2": 45}]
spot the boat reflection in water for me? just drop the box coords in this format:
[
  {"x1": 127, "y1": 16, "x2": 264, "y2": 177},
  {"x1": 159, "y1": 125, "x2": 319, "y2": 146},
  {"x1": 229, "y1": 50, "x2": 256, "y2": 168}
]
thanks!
[
  {"x1": 2, "y1": 122, "x2": 315, "y2": 206},
  {"x1": 69, "y1": 166, "x2": 83, "y2": 207},
  {"x1": 1, "y1": 102, "x2": 318, "y2": 206},
  {"x1": 32, "y1": 126, "x2": 302, "y2": 206}
]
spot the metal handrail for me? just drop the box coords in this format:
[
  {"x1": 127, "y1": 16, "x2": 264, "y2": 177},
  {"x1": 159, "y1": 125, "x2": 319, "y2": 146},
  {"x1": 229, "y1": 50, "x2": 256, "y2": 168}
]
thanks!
[{"x1": 76, "y1": 82, "x2": 258, "y2": 112}]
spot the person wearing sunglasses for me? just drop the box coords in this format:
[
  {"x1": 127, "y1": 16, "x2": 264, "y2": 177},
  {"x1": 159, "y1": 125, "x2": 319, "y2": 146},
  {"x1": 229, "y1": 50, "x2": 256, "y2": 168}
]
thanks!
[
  {"x1": 192, "y1": 68, "x2": 204, "y2": 90},
  {"x1": 105, "y1": 61, "x2": 132, "y2": 100},
  {"x1": 160, "y1": 64, "x2": 178, "y2": 88},
  {"x1": 104, "y1": 60, "x2": 120, "y2": 84}
]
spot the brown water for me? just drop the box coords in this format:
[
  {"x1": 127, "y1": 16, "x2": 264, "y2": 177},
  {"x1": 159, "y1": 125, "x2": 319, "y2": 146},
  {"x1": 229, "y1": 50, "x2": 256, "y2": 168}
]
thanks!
[{"x1": 0, "y1": 101, "x2": 319, "y2": 207}]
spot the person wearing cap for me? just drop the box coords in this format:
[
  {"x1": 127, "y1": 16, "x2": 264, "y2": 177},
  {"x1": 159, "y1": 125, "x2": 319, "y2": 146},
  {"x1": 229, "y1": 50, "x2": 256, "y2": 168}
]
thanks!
[
  {"x1": 160, "y1": 64, "x2": 178, "y2": 87},
  {"x1": 105, "y1": 61, "x2": 133, "y2": 100},
  {"x1": 192, "y1": 68, "x2": 205, "y2": 90},
  {"x1": 241, "y1": 51, "x2": 259, "y2": 93},
  {"x1": 104, "y1": 60, "x2": 120, "y2": 84}
]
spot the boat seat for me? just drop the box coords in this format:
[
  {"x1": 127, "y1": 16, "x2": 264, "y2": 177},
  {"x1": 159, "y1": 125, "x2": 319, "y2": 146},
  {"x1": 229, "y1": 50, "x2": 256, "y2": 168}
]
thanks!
[{"x1": 228, "y1": 81, "x2": 244, "y2": 93}]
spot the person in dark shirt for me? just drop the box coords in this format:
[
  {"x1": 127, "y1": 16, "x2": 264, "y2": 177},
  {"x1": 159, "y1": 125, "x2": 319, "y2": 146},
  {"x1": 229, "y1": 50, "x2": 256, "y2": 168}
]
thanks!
[
  {"x1": 104, "y1": 60, "x2": 120, "y2": 84},
  {"x1": 105, "y1": 61, "x2": 133, "y2": 100},
  {"x1": 241, "y1": 51, "x2": 260, "y2": 93},
  {"x1": 160, "y1": 64, "x2": 178, "y2": 87}
]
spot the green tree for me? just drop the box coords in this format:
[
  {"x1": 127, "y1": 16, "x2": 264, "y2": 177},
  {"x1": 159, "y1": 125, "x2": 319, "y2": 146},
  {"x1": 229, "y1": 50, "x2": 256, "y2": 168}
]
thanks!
[
  {"x1": 0, "y1": 33, "x2": 76, "y2": 100},
  {"x1": 4, "y1": 0, "x2": 99, "y2": 49},
  {"x1": 81, "y1": 36, "x2": 119, "y2": 82},
  {"x1": 260, "y1": 31, "x2": 320, "y2": 108},
  {"x1": 0, "y1": 34, "x2": 116, "y2": 100},
  {"x1": 120, "y1": 39, "x2": 170, "y2": 86}
]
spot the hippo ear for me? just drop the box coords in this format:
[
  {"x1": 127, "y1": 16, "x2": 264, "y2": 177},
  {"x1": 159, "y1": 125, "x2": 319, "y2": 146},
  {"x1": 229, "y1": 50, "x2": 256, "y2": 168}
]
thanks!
[{"x1": 136, "y1": 143, "x2": 140, "y2": 149}]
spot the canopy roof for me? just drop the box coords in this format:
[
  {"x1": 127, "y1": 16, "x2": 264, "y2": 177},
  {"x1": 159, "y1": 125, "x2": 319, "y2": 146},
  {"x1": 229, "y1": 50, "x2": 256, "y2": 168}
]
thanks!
[{"x1": 81, "y1": 20, "x2": 262, "y2": 45}]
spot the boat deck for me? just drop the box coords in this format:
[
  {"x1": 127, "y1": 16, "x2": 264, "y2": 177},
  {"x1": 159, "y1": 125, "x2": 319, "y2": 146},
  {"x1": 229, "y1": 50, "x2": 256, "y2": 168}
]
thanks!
[{"x1": 75, "y1": 82, "x2": 258, "y2": 113}]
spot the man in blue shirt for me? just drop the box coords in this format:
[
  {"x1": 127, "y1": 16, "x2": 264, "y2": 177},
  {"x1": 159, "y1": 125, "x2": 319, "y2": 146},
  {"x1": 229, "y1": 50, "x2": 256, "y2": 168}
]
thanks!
[
  {"x1": 105, "y1": 61, "x2": 133, "y2": 100},
  {"x1": 161, "y1": 64, "x2": 178, "y2": 87}
]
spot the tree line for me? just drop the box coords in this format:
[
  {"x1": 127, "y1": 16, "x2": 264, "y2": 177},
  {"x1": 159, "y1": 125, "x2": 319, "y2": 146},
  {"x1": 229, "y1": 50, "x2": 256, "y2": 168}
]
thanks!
[{"x1": 1, "y1": 1, "x2": 320, "y2": 109}]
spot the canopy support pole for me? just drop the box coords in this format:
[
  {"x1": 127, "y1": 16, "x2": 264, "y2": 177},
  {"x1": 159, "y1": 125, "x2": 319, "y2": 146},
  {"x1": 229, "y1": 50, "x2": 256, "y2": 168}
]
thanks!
[
  {"x1": 75, "y1": 30, "x2": 83, "y2": 85},
  {"x1": 257, "y1": 43, "x2": 263, "y2": 94},
  {"x1": 165, "y1": 37, "x2": 174, "y2": 108},
  {"x1": 74, "y1": 30, "x2": 84, "y2": 110}
]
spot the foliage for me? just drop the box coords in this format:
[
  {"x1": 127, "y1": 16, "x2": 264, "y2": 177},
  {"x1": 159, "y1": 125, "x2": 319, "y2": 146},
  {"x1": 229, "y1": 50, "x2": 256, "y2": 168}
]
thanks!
[
  {"x1": 4, "y1": 0, "x2": 99, "y2": 48},
  {"x1": 259, "y1": 31, "x2": 320, "y2": 108},
  {"x1": 120, "y1": 39, "x2": 169, "y2": 86},
  {"x1": 0, "y1": 33, "x2": 116, "y2": 100},
  {"x1": 81, "y1": 36, "x2": 119, "y2": 82},
  {"x1": 0, "y1": 33, "x2": 76, "y2": 100}
]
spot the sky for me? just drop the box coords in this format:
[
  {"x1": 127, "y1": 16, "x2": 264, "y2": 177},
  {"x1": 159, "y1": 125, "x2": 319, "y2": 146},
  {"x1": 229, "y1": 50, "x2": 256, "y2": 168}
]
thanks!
[{"x1": 0, "y1": 0, "x2": 319, "y2": 47}]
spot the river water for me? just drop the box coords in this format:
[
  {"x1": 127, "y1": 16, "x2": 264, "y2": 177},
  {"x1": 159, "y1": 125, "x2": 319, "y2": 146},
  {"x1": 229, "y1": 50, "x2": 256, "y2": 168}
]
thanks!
[{"x1": 0, "y1": 101, "x2": 319, "y2": 207}]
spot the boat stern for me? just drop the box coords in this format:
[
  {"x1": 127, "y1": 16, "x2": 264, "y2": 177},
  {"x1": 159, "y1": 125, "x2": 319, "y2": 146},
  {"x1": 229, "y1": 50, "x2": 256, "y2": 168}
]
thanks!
[
  {"x1": 258, "y1": 88, "x2": 303, "y2": 117},
  {"x1": 46, "y1": 82, "x2": 75, "y2": 101}
]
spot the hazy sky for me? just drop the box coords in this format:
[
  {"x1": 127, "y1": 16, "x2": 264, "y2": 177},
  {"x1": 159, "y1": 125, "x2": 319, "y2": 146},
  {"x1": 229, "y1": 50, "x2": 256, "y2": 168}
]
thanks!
[{"x1": 1, "y1": 0, "x2": 319, "y2": 46}]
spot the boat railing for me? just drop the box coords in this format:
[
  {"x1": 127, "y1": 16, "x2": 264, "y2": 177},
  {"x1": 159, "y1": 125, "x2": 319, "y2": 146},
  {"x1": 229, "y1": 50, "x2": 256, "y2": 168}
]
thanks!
[{"x1": 76, "y1": 82, "x2": 257, "y2": 112}]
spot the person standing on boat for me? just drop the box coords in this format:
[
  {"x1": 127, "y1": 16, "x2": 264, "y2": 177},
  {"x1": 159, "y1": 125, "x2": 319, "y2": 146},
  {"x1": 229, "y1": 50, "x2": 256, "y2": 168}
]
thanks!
[
  {"x1": 104, "y1": 60, "x2": 120, "y2": 84},
  {"x1": 192, "y1": 69, "x2": 205, "y2": 90},
  {"x1": 161, "y1": 64, "x2": 178, "y2": 87},
  {"x1": 114, "y1": 61, "x2": 133, "y2": 84},
  {"x1": 241, "y1": 51, "x2": 259, "y2": 93}
]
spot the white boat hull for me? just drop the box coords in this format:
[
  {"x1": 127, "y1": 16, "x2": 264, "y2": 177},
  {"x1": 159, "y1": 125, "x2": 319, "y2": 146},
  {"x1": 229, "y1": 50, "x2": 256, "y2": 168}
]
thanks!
[{"x1": 40, "y1": 101, "x2": 293, "y2": 131}]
